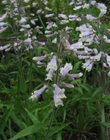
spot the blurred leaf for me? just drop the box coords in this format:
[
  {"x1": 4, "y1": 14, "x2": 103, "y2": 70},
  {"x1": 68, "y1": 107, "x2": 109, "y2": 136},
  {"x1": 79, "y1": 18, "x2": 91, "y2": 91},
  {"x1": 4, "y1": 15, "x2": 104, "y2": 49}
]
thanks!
[
  {"x1": 48, "y1": 123, "x2": 71, "y2": 137},
  {"x1": 0, "y1": 101, "x2": 14, "y2": 107},
  {"x1": 0, "y1": 105, "x2": 14, "y2": 134},
  {"x1": 101, "y1": 122, "x2": 110, "y2": 128},
  {"x1": 10, "y1": 112, "x2": 25, "y2": 129},
  {"x1": 72, "y1": 61, "x2": 82, "y2": 73},
  {"x1": 9, "y1": 123, "x2": 47, "y2": 140},
  {"x1": 89, "y1": 87, "x2": 103, "y2": 103},
  {"x1": 25, "y1": 108, "x2": 39, "y2": 123},
  {"x1": 56, "y1": 132, "x2": 62, "y2": 140},
  {"x1": 0, "y1": 64, "x2": 6, "y2": 71},
  {"x1": 80, "y1": 83, "x2": 92, "y2": 92},
  {"x1": 42, "y1": 107, "x2": 53, "y2": 123}
]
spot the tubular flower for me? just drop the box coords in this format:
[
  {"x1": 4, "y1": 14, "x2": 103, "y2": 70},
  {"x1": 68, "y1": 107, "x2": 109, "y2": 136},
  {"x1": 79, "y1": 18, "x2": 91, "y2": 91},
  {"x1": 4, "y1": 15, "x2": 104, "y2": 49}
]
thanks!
[
  {"x1": 21, "y1": 24, "x2": 30, "y2": 28},
  {"x1": 83, "y1": 3, "x2": 90, "y2": 9},
  {"x1": 78, "y1": 55, "x2": 90, "y2": 59},
  {"x1": 68, "y1": 72, "x2": 83, "y2": 80},
  {"x1": 60, "y1": 63, "x2": 72, "y2": 76},
  {"x1": 33, "y1": 55, "x2": 47, "y2": 61},
  {"x1": 0, "y1": 26, "x2": 8, "y2": 33},
  {"x1": 106, "y1": 54, "x2": 110, "y2": 66},
  {"x1": 108, "y1": 71, "x2": 110, "y2": 77},
  {"x1": 86, "y1": 14, "x2": 96, "y2": 21},
  {"x1": 86, "y1": 62, "x2": 93, "y2": 72},
  {"x1": 66, "y1": 40, "x2": 84, "y2": 50},
  {"x1": 46, "y1": 56, "x2": 57, "y2": 71},
  {"x1": 73, "y1": 5, "x2": 82, "y2": 10},
  {"x1": 58, "y1": 14, "x2": 67, "y2": 19},
  {"x1": 53, "y1": 84, "x2": 66, "y2": 99},
  {"x1": 82, "y1": 60, "x2": 92, "y2": 68},
  {"x1": 19, "y1": 17, "x2": 27, "y2": 23},
  {"x1": 29, "y1": 85, "x2": 47, "y2": 101},
  {"x1": 24, "y1": 38, "x2": 31, "y2": 45},
  {"x1": 94, "y1": 52, "x2": 102, "y2": 61},
  {"x1": 45, "y1": 68, "x2": 54, "y2": 81},
  {"x1": 62, "y1": 82, "x2": 74, "y2": 88},
  {"x1": 53, "y1": 93, "x2": 64, "y2": 107},
  {"x1": 0, "y1": 44, "x2": 10, "y2": 51},
  {"x1": 45, "y1": 14, "x2": 54, "y2": 18},
  {"x1": 0, "y1": 13, "x2": 7, "y2": 21}
]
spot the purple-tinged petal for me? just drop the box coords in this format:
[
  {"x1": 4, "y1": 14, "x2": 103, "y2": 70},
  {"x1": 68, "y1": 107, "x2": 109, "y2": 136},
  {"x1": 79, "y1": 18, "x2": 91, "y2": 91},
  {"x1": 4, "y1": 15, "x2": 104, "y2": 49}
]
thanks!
[
  {"x1": 46, "y1": 56, "x2": 57, "y2": 71},
  {"x1": 33, "y1": 55, "x2": 46, "y2": 61},
  {"x1": 29, "y1": 85, "x2": 47, "y2": 101},
  {"x1": 60, "y1": 63, "x2": 72, "y2": 76},
  {"x1": 86, "y1": 63, "x2": 93, "y2": 72},
  {"x1": 62, "y1": 82, "x2": 74, "y2": 88},
  {"x1": 53, "y1": 84, "x2": 66, "y2": 99},
  {"x1": 68, "y1": 72, "x2": 83, "y2": 80},
  {"x1": 53, "y1": 92, "x2": 63, "y2": 107},
  {"x1": 45, "y1": 68, "x2": 54, "y2": 81}
]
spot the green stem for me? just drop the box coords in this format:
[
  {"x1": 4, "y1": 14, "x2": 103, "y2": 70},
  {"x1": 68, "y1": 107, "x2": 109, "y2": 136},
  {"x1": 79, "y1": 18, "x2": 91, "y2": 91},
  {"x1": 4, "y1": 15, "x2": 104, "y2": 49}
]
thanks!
[
  {"x1": 29, "y1": 49, "x2": 33, "y2": 92},
  {"x1": 101, "y1": 103, "x2": 105, "y2": 140},
  {"x1": 45, "y1": 105, "x2": 55, "y2": 139},
  {"x1": 38, "y1": 15, "x2": 45, "y2": 29}
]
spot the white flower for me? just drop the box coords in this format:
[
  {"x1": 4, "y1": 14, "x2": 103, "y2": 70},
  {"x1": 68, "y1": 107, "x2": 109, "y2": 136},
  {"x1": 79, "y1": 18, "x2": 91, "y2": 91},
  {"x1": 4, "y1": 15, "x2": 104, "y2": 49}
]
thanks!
[
  {"x1": 46, "y1": 56, "x2": 57, "y2": 71},
  {"x1": 73, "y1": 5, "x2": 82, "y2": 10},
  {"x1": 24, "y1": 0, "x2": 30, "y2": 3},
  {"x1": 79, "y1": 72, "x2": 83, "y2": 77},
  {"x1": 37, "y1": 9, "x2": 42, "y2": 14},
  {"x1": 19, "y1": 17, "x2": 26, "y2": 23},
  {"x1": 60, "y1": 63, "x2": 72, "y2": 76},
  {"x1": 108, "y1": 71, "x2": 110, "y2": 77},
  {"x1": 83, "y1": 3, "x2": 90, "y2": 9},
  {"x1": 54, "y1": 93, "x2": 64, "y2": 107},
  {"x1": 53, "y1": 84, "x2": 66, "y2": 99},
  {"x1": 58, "y1": 14, "x2": 67, "y2": 19},
  {"x1": 45, "y1": 69, "x2": 54, "y2": 81},
  {"x1": 91, "y1": 0, "x2": 96, "y2": 5},
  {"x1": 45, "y1": 14, "x2": 54, "y2": 18},
  {"x1": 52, "y1": 38, "x2": 57, "y2": 43},
  {"x1": 32, "y1": 2, "x2": 38, "y2": 7},
  {"x1": 45, "y1": 7, "x2": 52, "y2": 11},
  {"x1": 31, "y1": 20, "x2": 36, "y2": 25}
]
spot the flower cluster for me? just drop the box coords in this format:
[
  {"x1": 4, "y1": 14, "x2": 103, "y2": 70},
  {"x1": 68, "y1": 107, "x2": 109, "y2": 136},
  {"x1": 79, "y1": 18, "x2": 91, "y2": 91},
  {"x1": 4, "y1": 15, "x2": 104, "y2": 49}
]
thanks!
[
  {"x1": 1, "y1": 0, "x2": 110, "y2": 108},
  {"x1": 30, "y1": 52, "x2": 83, "y2": 107}
]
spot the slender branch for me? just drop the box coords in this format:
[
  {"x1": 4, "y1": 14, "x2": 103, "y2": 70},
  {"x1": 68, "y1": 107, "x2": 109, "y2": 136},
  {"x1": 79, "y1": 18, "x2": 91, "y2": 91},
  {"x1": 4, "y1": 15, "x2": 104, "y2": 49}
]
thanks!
[{"x1": 45, "y1": 105, "x2": 55, "y2": 139}]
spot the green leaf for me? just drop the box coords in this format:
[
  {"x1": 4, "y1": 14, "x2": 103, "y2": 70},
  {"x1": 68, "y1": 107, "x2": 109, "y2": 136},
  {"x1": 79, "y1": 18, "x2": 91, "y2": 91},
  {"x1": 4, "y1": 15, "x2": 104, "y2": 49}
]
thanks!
[
  {"x1": 0, "y1": 101, "x2": 14, "y2": 107},
  {"x1": 80, "y1": 83, "x2": 92, "y2": 92},
  {"x1": 42, "y1": 107, "x2": 53, "y2": 123},
  {"x1": 56, "y1": 132, "x2": 62, "y2": 140},
  {"x1": 101, "y1": 122, "x2": 110, "y2": 128},
  {"x1": 48, "y1": 123, "x2": 71, "y2": 137},
  {"x1": 0, "y1": 105, "x2": 14, "y2": 134},
  {"x1": 9, "y1": 123, "x2": 47, "y2": 140},
  {"x1": 89, "y1": 87, "x2": 102, "y2": 103},
  {"x1": 10, "y1": 112, "x2": 25, "y2": 129},
  {"x1": 25, "y1": 108, "x2": 39, "y2": 123},
  {"x1": 0, "y1": 64, "x2": 6, "y2": 71},
  {"x1": 72, "y1": 61, "x2": 82, "y2": 73},
  {"x1": 73, "y1": 87, "x2": 83, "y2": 94}
]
